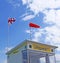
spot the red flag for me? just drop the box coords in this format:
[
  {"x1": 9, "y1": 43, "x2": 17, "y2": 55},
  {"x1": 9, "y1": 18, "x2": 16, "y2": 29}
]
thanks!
[
  {"x1": 8, "y1": 18, "x2": 15, "y2": 24},
  {"x1": 29, "y1": 22, "x2": 40, "y2": 28}
]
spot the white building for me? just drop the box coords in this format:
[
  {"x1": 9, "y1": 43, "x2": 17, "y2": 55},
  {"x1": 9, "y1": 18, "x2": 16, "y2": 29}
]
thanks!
[{"x1": 6, "y1": 40, "x2": 58, "y2": 63}]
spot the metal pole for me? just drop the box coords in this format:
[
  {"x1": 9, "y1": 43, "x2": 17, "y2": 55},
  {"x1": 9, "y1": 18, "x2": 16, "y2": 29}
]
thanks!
[
  {"x1": 54, "y1": 53, "x2": 56, "y2": 63},
  {"x1": 30, "y1": 27, "x2": 32, "y2": 40},
  {"x1": 7, "y1": 24, "x2": 10, "y2": 52}
]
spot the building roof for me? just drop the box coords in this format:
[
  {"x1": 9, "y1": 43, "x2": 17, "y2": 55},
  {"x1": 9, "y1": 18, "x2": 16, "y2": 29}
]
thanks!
[
  {"x1": 6, "y1": 40, "x2": 58, "y2": 55},
  {"x1": 28, "y1": 40, "x2": 58, "y2": 48}
]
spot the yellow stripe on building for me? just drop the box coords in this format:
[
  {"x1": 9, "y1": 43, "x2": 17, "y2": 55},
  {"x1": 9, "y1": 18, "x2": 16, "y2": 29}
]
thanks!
[{"x1": 32, "y1": 43, "x2": 52, "y2": 53}]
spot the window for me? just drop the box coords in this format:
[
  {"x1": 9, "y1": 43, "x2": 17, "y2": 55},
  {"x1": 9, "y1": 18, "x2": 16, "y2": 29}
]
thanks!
[
  {"x1": 29, "y1": 45, "x2": 32, "y2": 48},
  {"x1": 51, "y1": 49, "x2": 54, "y2": 52}
]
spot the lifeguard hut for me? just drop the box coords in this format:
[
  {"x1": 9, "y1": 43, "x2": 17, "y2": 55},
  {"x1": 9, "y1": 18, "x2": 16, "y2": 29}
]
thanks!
[{"x1": 6, "y1": 40, "x2": 58, "y2": 63}]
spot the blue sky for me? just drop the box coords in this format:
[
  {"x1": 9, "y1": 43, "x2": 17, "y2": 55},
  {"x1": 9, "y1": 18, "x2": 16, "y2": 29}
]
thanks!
[{"x1": 0, "y1": 0, "x2": 60, "y2": 63}]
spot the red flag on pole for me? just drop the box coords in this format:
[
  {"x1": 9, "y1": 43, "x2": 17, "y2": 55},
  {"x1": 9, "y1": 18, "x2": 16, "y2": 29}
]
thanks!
[
  {"x1": 29, "y1": 22, "x2": 40, "y2": 28},
  {"x1": 8, "y1": 18, "x2": 15, "y2": 24}
]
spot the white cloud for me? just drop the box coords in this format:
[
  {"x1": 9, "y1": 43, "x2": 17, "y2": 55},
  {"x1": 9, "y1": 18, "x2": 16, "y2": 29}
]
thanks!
[
  {"x1": 22, "y1": 0, "x2": 33, "y2": 5},
  {"x1": 32, "y1": 29, "x2": 43, "y2": 42},
  {"x1": 43, "y1": 9, "x2": 60, "y2": 27},
  {"x1": 43, "y1": 10, "x2": 56, "y2": 23},
  {"x1": 22, "y1": 0, "x2": 60, "y2": 14},
  {"x1": 22, "y1": 0, "x2": 27, "y2": 5},
  {"x1": 22, "y1": 14, "x2": 35, "y2": 21},
  {"x1": 21, "y1": 0, "x2": 60, "y2": 21},
  {"x1": 26, "y1": 30, "x2": 31, "y2": 33},
  {"x1": 5, "y1": 47, "x2": 13, "y2": 53},
  {"x1": 44, "y1": 26, "x2": 60, "y2": 42}
]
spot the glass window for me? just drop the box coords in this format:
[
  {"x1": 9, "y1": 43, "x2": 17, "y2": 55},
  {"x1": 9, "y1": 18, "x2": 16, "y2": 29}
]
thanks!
[{"x1": 29, "y1": 45, "x2": 32, "y2": 48}]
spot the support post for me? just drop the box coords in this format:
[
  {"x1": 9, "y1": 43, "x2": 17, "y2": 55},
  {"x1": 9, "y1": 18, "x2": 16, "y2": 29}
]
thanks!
[{"x1": 45, "y1": 54, "x2": 50, "y2": 63}]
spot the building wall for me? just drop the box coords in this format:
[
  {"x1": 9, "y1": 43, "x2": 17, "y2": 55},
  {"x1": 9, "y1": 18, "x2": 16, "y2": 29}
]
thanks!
[{"x1": 7, "y1": 45, "x2": 27, "y2": 63}]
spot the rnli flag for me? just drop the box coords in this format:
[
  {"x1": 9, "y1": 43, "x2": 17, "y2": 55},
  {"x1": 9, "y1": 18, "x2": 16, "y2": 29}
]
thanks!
[{"x1": 8, "y1": 18, "x2": 15, "y2": 24}]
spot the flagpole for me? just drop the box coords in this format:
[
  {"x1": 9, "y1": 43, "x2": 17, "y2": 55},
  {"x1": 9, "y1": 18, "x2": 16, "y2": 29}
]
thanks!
[
  {"x1": 30, "y1": 27, "x2": 32, "y2": 40},
  {"x1": 7, "y1": 18, "x2": 15, "y2": 52},
  {"x1": 7, "y1": 23, "x2": 10, "y2": 52},
  {"x1": 29, "y1": 22, "x2": 40, "y2": 40}
]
